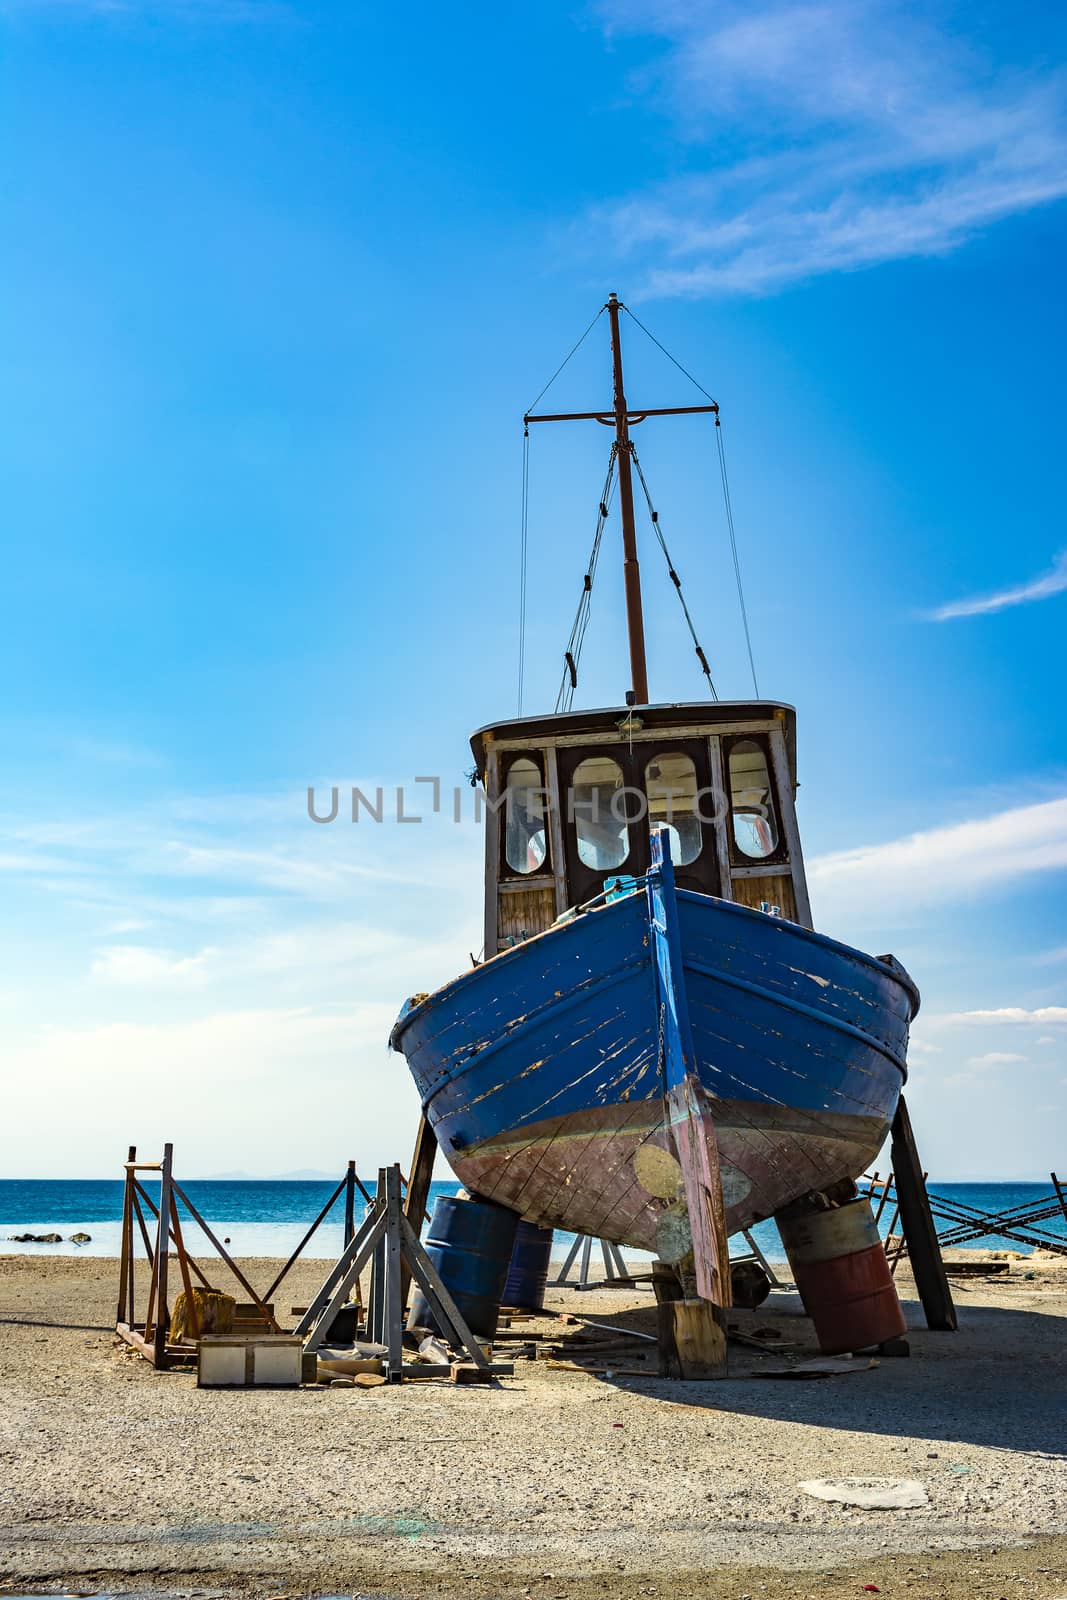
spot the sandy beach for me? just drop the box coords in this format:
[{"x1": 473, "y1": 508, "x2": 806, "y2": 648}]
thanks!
[{"x1": 1, "y1": 1250, "x2": 1066, "y2": 1599}]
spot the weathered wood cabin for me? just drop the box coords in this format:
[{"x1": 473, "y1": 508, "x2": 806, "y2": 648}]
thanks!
[{"x1": 471, "y1": 699, "x2": 812, "y2": 956}]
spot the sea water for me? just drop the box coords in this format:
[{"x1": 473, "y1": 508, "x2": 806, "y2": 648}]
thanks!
[{"x1": 1, "y1": 1177, "x2": 1063, "y2": 1260}]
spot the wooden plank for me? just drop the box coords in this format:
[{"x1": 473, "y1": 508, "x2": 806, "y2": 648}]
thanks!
[
  {"x1": 169, "y1": 1192, "x2": 199, "y2": 1341},
  {"x1": 385, "y1": 1166, "x2": 405, "y2": 1380},
  {"x1": 491, "y1": 719, "x2": 785, "y2": 754},
  {"x1": 706, "y1": 735, "x2": 733, "y2": 901},
  {"x1": 667, "y1": 1074, "x2": 731, "y2": 1310},
  {"x1": 151, "y1": 1143, "x2": 174, "y2": 1366},
  {"x1": 482, "y1": 743, "x2": 500, "y2": 956},
  {"x1": 768, "y1": 722, "x2": 813, "y2": 927},
  {"x1": 304, "y1": 1208, "x2": 389, "y2": 1354},
  {"x1": 890, "y1": 1096, "x2": 957, "y2": 1332},
  {"x1": 647, "y1": 827, "x2": 730, "y2": 1314},
  {"x1": 548, "y1": 1360, "x2": 653, "y2": 1377},
  {"x1": 133, "y1": 1180, "x2": 212, "y2": 1287},
  {"x1": 117, "y1": 1149, "x2": 134, "y2": 1326},
  {"x1": 545, "y1": 746, "x2": 569, "y2": 917},
  {"x1": 727, "y1": 863, "x2": 795, "y2": 880},
  {"x1": 171, "y1": 1183, "x2": 282, "y2": 1332},
  {"x1": 343, "y1": 1161, "x2": 356, "y2": 1247},
  {"x1": 943, "y1": 1259, "x2": 1010, "y2": 1276},
  {"x1": 294, "y1": 1204, "x2": 383, "y2": 1343},
  {"x1": 401, "y1": 1116, "x2": 438, "y2": 1308},
  {"x1": 657, "y1": 1299, "x2": 728, "y2": 1379}
]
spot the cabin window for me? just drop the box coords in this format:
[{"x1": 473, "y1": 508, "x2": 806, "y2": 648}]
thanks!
[
  {"x1": 504, "y1": 757, "x2": 548, "y2": 875},
  {"x1": 728, "y1": 739, "x2": 779, "y2": 860},
  {"x1": 570, "y1": 754, "x2": 629, "y2": 871},
  {"x1": 645, "y1": 752, "x2": 702, "y2": 866}
]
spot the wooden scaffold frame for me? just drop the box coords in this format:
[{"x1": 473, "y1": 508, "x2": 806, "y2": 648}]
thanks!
[{"x1": 115, "y1": 1143, "x2": 373, "y2": 1368}]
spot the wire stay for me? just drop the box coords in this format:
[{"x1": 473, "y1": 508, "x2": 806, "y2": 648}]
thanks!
[
  {"x1": 629, "y1": 445, "x2": 718, "y2": 701},
  {"x1": 715, "y1": 417, "x2": 759, "y2": 697},
  {"x1": 555, "y1": 445, "x2": 619, "y2": 713},
  {"x1": 518, "y1": 425, "x2": 530, "y2": 715},
  {"x1": 525, "y1": 306, "x2": 606, "y2": 419}
]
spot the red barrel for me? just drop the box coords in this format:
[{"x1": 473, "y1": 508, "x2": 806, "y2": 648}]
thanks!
[{"x1": 777, "y1": 1197, "x2": 906, "y2": 1355}]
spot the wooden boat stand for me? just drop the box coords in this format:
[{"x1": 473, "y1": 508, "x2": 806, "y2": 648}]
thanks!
[
  {"x1": 115, "y1": 1144, "x2": 374, "y2": 1369},
  {"x1": 294, "y1": 1164, "x2": 513, "y2": 1382}
]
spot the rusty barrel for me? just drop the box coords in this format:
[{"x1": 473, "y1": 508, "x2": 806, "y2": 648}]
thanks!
[{"x1": 777, "y1": 1197, "x2": 906, "y2": 1354}]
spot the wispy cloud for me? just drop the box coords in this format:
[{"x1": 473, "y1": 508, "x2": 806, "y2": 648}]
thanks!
[
  {"x1": 809, "y1": 792, "x2": 1067, "y2": 917},
  {"x1": 923, "y1": 550, "x2": 1067, "y2": 621},
  {"x1": 590, "y1": 1, "x2": 1067, "y2": 296},
  {"x1": 90, "y1": 944, "x2": 216, "y2": 988},
  {"x1": 966, "y1": 1050, "x2": 1028, "y2": 1067},
  {"x1": 943, "y1": 1006, "x2": 1067, "y2": 1025}
]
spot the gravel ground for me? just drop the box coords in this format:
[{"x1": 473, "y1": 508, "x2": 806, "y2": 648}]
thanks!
[{"x1": 0, "y1": 1251, "x2": 1065, "y2": 1599}]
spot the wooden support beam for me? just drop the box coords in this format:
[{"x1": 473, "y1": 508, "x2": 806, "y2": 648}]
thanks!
[
  {"x1": 657, "y1": 1299, "x2": 728, "y2": 1379},
  {"x1": 385, "y1": 1164, "x2": 405, "y2": 1380},
  {"x1": 152, "y1": 1143, "x2": 175, "y2": 1367},
  {"x1": 295, "y1": 1203, "x2": 384, "y2": 1347},
  {"x1": 1053, "y1": 1172, "x2": 1067, "y2": 1226},
  {"x1": 343, "y1": 1160, "x2": 357, "y2": 1248},
  {"x1": 133, "y1": 1179, "x2": 211, "y2": 1287},
  {"x1": 169, "y1": 1192, "x2": 199, "y2": 1341},
  {"x1": 401, "y1": 1116, "x2": 438, "y2": 1307},
  {"x1": 171, "y1": 1182, "x2": 282, "y2": 1332},
  {"x1": 890, "y1": 1096, "x2": 957, "y2": 1332},
  {"x1": 117, "y1": 1145, "x2": 135, "y2": 1326}
]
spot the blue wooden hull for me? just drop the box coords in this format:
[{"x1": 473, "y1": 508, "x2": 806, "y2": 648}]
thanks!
[{"x1": 391, "y1": 867, "x2": 918, "y2": 1249}]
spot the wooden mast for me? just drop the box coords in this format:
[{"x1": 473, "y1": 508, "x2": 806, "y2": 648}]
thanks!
[
  {"x1": 523, "y1": 294, "x2": 720, "y2": 707},
  {"x1": 606, "y1": 292, "x2": 649, "y2": 706}
]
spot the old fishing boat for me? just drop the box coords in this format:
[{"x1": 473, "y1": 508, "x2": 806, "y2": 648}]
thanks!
[{"x1": 391, "y1": 295, "x2": 918, "y2": 1300}]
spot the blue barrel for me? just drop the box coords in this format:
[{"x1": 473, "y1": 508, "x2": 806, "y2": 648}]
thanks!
[
  {"x1": 408, "y1": 1195, "x2": 519, "y2": 1340},
  {"x1": 503, "y1": 1221, "x2": 554, "y2": 1310}
]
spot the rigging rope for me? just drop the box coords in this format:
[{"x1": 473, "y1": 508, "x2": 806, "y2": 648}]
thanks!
[
  {"x1": 525, "y1": 305, "x2": 605, "y2": 418},
  {"x1": 629, "y1": 445, "x2": 718, "y2": 701},
  {"x1": 715, "y1": 417, "x2": 759, "y2": 698},
  {"x1": 619, "y1": 303, "x2": 718, "y2": 405},
  {"x1": 519, "y1": 304, "x2": 606, "y2": 713},
  {"x1": 621, "y1": 301, "x2": 759, "y2": 699},
  {"x1": 555, "y1": 445, "x2": 619, "y2": 713},
  {"x1": 517, "y1": 425, "x2": 530, "y2": 715}
]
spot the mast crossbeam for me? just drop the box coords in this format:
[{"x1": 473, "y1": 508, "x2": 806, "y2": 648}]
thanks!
[{"x1": 525, "y1": 403, "x2": 719, "y2": 425}]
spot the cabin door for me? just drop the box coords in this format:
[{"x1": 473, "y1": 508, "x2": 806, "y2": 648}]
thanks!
[{"x1": 556, "y1": 738, "x2": 722, "y2": 908}]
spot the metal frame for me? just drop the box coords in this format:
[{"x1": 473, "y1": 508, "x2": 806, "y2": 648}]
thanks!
[
  {"x1": 554, "y1": 1232, "x2": 640, "y2": 1291},
  {"x1": 295, "y1": 1165, "x2": 514, "y2": 1382},
  {"x1": 116, "y1": 1144, "x2": 369, "y2": 1369}
]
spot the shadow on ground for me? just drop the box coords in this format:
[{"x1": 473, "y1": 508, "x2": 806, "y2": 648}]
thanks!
[{"x1": 579, "y1": 1292, "x2": 1067, "y2": 1458}]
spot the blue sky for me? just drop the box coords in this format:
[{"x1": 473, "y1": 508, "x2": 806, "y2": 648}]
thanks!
[{"x1": 2, "y1": 0, "x2": 1066, "y2": 1179}]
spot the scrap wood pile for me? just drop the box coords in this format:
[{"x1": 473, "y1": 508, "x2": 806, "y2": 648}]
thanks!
[{"x1": 491, "y1": 1307, "x2": 801, "y2": 1377}]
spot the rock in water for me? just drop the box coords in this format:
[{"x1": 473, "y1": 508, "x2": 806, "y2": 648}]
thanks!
[{"x1": 69, "y1": 1232, "x2": 92, "y2": 1244}]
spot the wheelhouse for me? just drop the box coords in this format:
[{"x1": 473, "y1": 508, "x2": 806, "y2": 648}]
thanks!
[{"x1": 471, "y1": 700, "x2": 812, "y2": 955}]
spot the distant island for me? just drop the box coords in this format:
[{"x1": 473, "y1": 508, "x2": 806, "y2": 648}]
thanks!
[{"x1": 191, "y1": 1169, "x2": 340, "y2": 1182}]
